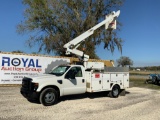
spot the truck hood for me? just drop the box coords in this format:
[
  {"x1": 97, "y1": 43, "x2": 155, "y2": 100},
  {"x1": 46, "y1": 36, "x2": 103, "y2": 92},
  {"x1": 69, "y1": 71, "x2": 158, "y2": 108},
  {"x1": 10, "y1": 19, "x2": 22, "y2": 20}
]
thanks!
[
  {"x1": 149, "y1": 74, "x2": 157, "y2": 77},
  {"x1": 25, "y1": 74, "x2": 58, "y2": 81}
]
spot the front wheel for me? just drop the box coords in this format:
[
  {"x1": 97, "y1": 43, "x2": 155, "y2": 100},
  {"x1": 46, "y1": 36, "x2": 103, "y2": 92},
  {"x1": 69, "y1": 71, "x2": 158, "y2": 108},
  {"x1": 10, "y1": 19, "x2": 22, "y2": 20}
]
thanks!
[
  {"x1": 40, "y1": 88, "x2": 58, "y2": 106},
  {"x1": 109, "y1": 85, "x2": 120, "y2": 98}
]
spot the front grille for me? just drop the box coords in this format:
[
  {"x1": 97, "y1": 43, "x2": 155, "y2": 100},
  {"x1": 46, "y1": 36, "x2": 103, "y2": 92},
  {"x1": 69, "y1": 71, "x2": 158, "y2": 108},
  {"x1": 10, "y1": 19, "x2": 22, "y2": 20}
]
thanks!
[{"x1": 22, "y1": 77, "x2": 32, "y2": 90}]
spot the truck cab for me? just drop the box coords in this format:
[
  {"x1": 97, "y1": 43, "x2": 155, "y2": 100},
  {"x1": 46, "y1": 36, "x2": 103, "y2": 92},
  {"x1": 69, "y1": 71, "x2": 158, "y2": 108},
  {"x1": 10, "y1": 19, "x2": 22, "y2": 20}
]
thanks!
[{"x1": 21, "y1": 65, "x2": 86, "y2": 106}]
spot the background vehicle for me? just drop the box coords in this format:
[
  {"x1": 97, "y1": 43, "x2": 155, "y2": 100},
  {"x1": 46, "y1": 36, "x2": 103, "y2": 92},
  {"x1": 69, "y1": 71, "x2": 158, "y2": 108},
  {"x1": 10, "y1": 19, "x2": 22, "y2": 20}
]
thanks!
[{"x1": 146, "y1": 74, "x2": 160, "y2": 85}]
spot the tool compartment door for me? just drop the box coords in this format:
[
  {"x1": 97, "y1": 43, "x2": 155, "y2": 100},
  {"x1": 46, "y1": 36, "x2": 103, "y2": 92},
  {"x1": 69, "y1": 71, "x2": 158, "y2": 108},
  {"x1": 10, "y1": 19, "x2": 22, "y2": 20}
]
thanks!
[
  {"x1": 102, "y1": 73, "x2": 110, "y2": 90},
  {"x1": 91, "y1": 73, "x2": 102, "y2": 91},
  {"x1": 110, "y1": 73, "x2": 123, "y2": 83},
  {"x1": 123, "y1": 73, "x2": 129, "y2": 88}
]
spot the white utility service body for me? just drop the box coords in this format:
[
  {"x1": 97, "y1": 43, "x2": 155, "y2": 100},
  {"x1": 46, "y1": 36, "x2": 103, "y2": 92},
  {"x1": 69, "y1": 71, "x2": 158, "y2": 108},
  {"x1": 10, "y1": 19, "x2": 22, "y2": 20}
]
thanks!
[
  {"x1": 85, "y1": 68, "x2": 129, "y2": 93},
  {"x1": 20, "y1": 10, "x2": 129, "y2": 106}
]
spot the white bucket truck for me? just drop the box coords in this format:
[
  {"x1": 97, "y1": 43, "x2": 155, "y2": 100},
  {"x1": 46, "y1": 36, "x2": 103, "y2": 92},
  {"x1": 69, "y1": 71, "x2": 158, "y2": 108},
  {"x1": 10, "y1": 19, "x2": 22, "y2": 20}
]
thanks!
[{"x1": 20, "y1": 10, "x2": 129, "y2": 106}]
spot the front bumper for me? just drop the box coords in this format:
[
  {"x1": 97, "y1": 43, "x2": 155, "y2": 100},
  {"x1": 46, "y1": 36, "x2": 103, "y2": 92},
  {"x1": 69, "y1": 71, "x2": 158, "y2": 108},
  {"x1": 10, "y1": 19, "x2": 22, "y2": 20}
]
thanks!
[{"x1": 20, "y1": 87, "x2": 40, "y2": 101}]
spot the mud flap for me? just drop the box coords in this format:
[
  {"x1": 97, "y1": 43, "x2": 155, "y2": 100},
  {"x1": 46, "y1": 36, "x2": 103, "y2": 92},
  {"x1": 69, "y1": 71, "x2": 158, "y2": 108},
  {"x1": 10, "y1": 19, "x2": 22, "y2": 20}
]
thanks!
[{"x1": 119, "y1": 89, "x2": 126, "y2": 96}]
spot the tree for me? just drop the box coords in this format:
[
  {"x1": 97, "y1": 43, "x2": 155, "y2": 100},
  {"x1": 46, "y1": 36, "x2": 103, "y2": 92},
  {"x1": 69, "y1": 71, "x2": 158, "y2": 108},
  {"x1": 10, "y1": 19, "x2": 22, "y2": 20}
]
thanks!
[
  {"x1": 12, "y1": 50, "x2": 24, "y2": 53},
  {"x1": 31, "y1": 52, "x2": 38, "y2": 54},
  {"x1": 17, "y1": 0, "x2": 124, "y2": 59},
  {"x1": 117, "y1": 56, "x2": 133, "y2": 67}
]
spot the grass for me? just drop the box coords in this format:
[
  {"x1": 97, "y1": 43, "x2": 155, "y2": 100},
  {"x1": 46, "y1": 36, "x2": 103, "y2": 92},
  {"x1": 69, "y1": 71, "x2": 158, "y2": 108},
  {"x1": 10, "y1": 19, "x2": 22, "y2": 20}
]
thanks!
[
  {"x1": 129, "y1": 70, "x2": 160, "y2": 90},
  {"x1": 130, "y1": 70, "x2": 160, "y2": 75},
  {"x1": 130, "y1": 77, "x2": 160, "y2": 90}
]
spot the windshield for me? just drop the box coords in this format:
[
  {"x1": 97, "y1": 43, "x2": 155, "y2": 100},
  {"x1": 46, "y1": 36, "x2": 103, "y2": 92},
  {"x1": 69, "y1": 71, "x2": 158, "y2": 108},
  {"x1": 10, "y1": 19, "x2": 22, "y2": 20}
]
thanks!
[{"x1": 49, "y1": 66, "x2": 70, "y2": 76}]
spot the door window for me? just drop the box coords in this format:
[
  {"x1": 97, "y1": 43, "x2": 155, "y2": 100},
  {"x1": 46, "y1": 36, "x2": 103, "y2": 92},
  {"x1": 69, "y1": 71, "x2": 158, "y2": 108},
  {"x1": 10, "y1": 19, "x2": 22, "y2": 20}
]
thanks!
[{"x1": 65, "y1": 67, "x2": 82, "y2": 79}]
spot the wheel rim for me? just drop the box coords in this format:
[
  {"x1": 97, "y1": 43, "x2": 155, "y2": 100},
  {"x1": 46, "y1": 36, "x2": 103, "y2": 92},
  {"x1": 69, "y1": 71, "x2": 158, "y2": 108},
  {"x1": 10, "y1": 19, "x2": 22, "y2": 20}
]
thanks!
[
  {"x1": 44, "y1": 92, "x2": 55, "y2": 103},
  {"x1": 113, "y1": 87, "x2": 119, "y2": 96},
  {"x1": 153, "y1": 78, "x2": 155, "y2": 82}
]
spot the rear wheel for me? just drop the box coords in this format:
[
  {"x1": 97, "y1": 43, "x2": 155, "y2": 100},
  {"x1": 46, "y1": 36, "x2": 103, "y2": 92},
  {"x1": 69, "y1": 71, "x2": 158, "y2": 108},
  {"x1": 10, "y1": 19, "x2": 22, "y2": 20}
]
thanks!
[
  {"x1": 40, "y1": 88, "x2": 58, "y2": 106},
  {"x1": 145, "y1": 80, "x2": 148, "y2": 84},
  {"x1": 109, "y1": 85, "x2": 120, "y2": 98},
  {"x1": 155, "y1": 79, "x2": 158, "y2": 85},
  {"x1": 152, "y1": 77, "x2": 157, "y2": 84}
]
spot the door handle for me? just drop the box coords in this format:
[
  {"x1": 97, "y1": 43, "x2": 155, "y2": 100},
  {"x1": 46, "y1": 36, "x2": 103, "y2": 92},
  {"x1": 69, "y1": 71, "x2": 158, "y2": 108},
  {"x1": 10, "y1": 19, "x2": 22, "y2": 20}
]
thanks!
[{"x1": 82, "y1": 79, "x2": 85, "y2": 83}]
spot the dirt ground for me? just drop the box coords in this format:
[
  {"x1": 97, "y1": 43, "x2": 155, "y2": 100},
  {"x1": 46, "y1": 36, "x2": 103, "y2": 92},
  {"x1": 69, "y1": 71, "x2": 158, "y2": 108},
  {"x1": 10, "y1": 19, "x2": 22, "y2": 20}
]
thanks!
[{"x1": 1, "y1": 87, "x2": 160, "y2": 120}]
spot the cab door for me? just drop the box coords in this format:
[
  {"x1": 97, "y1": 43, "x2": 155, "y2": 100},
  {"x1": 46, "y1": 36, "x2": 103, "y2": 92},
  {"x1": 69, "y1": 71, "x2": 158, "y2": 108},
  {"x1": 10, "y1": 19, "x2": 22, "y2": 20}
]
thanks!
[{"x1": 63, "y1": 66, "x2": 86, "y2": 95}]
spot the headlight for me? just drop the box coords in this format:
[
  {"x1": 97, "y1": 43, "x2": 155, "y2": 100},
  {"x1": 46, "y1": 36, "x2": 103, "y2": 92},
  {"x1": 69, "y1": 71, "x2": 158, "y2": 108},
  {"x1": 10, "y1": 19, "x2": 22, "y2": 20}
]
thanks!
[
  {"x1": 32, "y1": 82, "x2": 39, "y2": 91},
  {"x1": 149, "y1": 76, "x2": 152, "y2": 79}
]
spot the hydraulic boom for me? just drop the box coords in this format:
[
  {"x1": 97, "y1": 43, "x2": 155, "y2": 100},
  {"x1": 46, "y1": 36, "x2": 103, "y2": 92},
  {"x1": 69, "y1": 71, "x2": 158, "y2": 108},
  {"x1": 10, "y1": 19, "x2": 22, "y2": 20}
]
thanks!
[{"x1": 63, "y1": 10, "x2": 120, "y2": 62}]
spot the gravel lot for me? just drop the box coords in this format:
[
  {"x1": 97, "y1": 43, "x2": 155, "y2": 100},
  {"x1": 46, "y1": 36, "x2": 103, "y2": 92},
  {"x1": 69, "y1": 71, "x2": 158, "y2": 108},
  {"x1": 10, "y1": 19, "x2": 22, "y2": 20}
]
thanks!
[{"x1": 1, "y1": 87, "x2": 160, "y2": 120}]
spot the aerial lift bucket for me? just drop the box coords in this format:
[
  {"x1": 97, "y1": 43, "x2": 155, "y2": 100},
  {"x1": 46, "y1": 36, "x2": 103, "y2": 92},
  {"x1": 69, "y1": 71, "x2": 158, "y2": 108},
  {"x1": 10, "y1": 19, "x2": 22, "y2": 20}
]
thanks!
[
  {"x1": 105, "y1": 19, "x2": 117, "y2": 31},
  {"x1": 105, "y1": 10, "x2": 120, "y2": 31}
]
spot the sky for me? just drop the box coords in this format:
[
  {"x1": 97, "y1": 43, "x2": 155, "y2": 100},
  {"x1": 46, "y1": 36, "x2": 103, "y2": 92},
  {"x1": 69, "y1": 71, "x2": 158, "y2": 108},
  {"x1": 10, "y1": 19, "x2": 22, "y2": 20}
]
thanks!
[{"x1": 0, "y1": 0, "x2": 160, "y2": 67}]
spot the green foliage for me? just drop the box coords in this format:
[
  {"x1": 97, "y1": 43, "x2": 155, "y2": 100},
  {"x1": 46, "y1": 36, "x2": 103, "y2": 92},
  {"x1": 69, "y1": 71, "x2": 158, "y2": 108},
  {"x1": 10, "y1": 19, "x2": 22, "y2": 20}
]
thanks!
[
  {"x1": 117, "y1": 56, "x2": 133, "y2": 67},
  {"x1": 130, "y1": 78, "x2": 160, "y2": 90},
  {"x1": 17, "y1": 0, "x2": 124, "y2": 59},
  {"x1": 146, "y1": 66, "x2": 160, "y2": 71},
  {"x1": 131, "y1": 66, "x2": 160, "y2": 71},
  {"x1": 12, "y1": 50, "x2": 24, "y2": 53},
  {"x1": 31, "y1": 52, "x2": 38, "y2": 54}
]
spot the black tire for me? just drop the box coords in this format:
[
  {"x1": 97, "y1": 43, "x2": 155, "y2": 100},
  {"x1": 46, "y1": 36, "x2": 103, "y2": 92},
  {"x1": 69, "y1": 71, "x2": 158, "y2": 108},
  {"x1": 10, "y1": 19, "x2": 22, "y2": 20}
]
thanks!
[
  {"x1": 145, "y1": 80, "x2": 148, "y2": 84},
  {"x1": 155, "y1": 80, "x2": 158, "y2": 85},
  {"x1": 109, "y1": 85, "x2": 120, "y2": 98},
  {"x1": 40, "y1": 88, "x2": 58, "y2": 106},
  {"x1": 152, "y1": 77, "x2": 157, "y2": 84},
  {"x1": 158, "y1": 81, "x2": 160, "y2": 86}
]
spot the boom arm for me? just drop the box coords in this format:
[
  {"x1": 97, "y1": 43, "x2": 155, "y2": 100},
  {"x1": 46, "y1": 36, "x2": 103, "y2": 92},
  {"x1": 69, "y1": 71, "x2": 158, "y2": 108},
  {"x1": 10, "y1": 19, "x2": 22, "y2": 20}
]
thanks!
[{"x1": 63, "y1": 10, "x2": 120, "y2": 62}]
